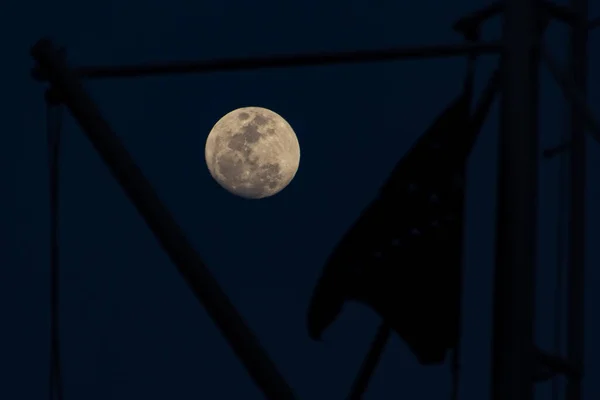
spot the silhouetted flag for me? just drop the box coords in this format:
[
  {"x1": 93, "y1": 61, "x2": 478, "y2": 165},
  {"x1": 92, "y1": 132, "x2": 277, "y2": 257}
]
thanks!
[{"x1": 306, "y1": 71, "x2": 483, "y2": 365}]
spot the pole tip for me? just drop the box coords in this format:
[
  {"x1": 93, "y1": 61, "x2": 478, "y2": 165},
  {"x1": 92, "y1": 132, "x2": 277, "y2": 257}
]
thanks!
[
  {"x1": 31, "y1": 38, "x2": 68, "y2": 82},
  {"x1": 30, "y1": 37, "x2": 55, "y2": 58}
]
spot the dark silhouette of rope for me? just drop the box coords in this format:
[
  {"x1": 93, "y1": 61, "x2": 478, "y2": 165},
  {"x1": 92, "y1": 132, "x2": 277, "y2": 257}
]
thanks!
[
  {"x1": 448, "y1": 25, "x2": 481, "y2": 400},
  {"x1": 46, "y1": 90, "x2": 64, "y2": 400},
  {"x1": 551, "y1": 85, "x2": 569, "y2": 400}
]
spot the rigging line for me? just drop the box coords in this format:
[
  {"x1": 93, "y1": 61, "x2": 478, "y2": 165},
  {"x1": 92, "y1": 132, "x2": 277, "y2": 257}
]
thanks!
[
  {"x1": 552, "y1": 106, "x2": 569, "y2": 400},
  {"x1": 550, "y1": 4, "x2": 569, "y2": 392},
  {"x1": 450, "y1": 29, "x2": 479, "y2": 400},
  {"x1": 46, "y1": 93, "x2": 64, "y2": 400},
  {"x1": 550, "y1": 37, "x2": 575, "y2": 396}
]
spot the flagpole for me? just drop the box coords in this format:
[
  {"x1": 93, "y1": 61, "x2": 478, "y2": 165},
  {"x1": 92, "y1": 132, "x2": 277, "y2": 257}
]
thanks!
[
  {"x1": 346, "y1": 323, "x2": 391, "y2": 400},
  {"x1": 491, "y1": 0, "x2": 540, "y2": 399},
  {"x1": 566, "y1": 0, "x2": 588, "y2": 399}
]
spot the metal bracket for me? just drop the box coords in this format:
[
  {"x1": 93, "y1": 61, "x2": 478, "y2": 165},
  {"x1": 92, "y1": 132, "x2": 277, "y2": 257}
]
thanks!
[
  {"x1": 533, "y1": 346, "x2": 582, "y2": 382},
  {"x1": 453, "y1": 1, "x2": 503, "y2": 35},
  {"x1": 543, "y1": 141, "x2": 572, "y2": 158},
  {"x1": 32, "y1": 42, "x2": 67, "y2": 83}
]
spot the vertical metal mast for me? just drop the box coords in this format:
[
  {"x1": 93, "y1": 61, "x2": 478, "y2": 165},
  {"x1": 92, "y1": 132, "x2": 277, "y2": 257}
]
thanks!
[
  {"x1": 491, "y1": 0, "x2": 540, "y2": 399},
  {"x1": 566, "y1": 0, "x2": 588, "y2": 398}
]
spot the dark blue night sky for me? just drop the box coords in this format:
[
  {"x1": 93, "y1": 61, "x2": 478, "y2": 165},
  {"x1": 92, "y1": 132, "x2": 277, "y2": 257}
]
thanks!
[{"x1": 3, "y1": 0, "x2": 600, "y2": 399}]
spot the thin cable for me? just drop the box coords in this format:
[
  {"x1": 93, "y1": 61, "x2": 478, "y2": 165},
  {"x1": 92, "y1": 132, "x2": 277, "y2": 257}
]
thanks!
[
  {"x1": 450, "y1": 41, "x2": 476, "y2": 400},
  {"x1": 46, "y1": 93, "x2": 64, "y2": 400},
  {"x1": 552, "y1": 117, "x2": 569, "y2": 399},
  {"x1": 552, "y1": 116, "x2": 568, "y2": 400},
  {"x1": 449, "y1": 25, "x2": 481, "y2": 400}
]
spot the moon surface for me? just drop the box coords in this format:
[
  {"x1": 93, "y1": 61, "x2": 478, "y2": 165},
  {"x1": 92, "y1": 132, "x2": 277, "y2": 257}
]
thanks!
[{"x1": 205, "y1": 107, "x2": 300, "y2": 199}]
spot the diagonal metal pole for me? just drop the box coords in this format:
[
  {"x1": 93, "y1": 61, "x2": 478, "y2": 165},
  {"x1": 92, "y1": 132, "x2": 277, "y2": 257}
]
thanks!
[
  {"x1": 540, "y1": 48, "x2": 600, "y2": 139},
  {"x1": 539, "y1": 46, "x2": 600, "y2": 158},
  {"x1": 491, "y1": 0, "x2": 540, "y2": 399},
  {"x1": 566, "y1": 0, "x2": 587, "y2": 398},
  {"x1": 31, "y1": 38, "x2": 297, "y2": 400}
]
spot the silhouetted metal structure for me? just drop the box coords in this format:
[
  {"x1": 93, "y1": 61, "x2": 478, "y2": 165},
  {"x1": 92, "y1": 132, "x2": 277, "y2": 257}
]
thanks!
[
  {"x1": 566, "y1": 1, "x2": 587, "y2": 399},
  {"x1": 31, "y1": 1, "x2": 595, "y2": 399},
  {"x1": 492, "y1": 3, "x2": 539, "y2": 400},
  {"x1": 46, "y1": 91, "x2": 64, "y2": 400}
]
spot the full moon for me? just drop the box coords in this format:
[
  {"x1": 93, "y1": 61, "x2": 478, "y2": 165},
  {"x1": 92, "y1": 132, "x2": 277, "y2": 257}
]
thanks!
[{"x1": 205, "y1": 107, "x2": 301, "y2": 199}]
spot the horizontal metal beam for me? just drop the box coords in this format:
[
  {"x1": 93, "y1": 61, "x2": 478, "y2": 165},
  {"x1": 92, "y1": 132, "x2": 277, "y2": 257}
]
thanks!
[{"x1": 31, "y1": 40, "x2": 501, "y2": 80}]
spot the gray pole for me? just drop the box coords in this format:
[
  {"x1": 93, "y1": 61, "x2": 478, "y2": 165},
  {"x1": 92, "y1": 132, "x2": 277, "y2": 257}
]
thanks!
[
  {"x1": 567, "y1": 0, "x2": 587, "y2": 398},
  {"x1": 30, "y1": 39, "x2": 297, "y2": 400},
  {"x1": 491, "y1": 0, "x2": 540, "y2": 399}
]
